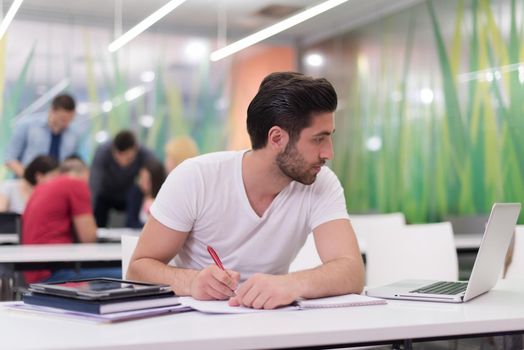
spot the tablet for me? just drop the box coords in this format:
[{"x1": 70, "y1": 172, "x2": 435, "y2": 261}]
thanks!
[{"x1": 28, "y1": 278, "x2": 173, "y2": 300}]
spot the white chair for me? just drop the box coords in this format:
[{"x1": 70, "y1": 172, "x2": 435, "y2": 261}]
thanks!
[
  {"x1": 289, "y1": 235, "x2": 321, "y2": 272},
  {"x1": 121, "y1": 234, "x2": 177, "y2": 279},
  {"x1": 365, "y1": 222, "x2": 458, "y2": 288},
  {"x1": 289, "y1": 212, "x2": 407, "y2": 272},
  {"x1": 350, "y1": 212, "x2": 406, "y2": 245},
  {"x1": 504, "y1": 226, "x2": 524, "y2": 279},
  {"x1": 121, "y1": 235, "x2": 140, "y2": 279}
]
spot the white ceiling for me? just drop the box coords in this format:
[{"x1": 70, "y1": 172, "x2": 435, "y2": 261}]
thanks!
[{"x1": 9, "y1": 0, "x2": 424, "y2": 46}]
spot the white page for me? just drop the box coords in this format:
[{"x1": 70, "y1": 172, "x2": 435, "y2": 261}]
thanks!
[{"x1": 178, "y1": 297, "x2": 296, "y2": 314}]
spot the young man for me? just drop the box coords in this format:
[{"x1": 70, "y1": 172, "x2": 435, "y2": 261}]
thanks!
[
  {"x1": 22, "y1": 156, "x2": 121, "y2": 283},
  {"x1": 5, "y1": 94, "x2": 81, "y2": 177},
  {"x1": 128, "y1": 72, "x2": 364, "y2": 309},
  {"x1": 89, "y1": 130, "x2": 156, "y2": 227}
]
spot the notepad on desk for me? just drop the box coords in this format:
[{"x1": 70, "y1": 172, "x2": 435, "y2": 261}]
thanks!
[
  {"x1": 295, "y1": 293, "x2": 386, "y2": 309},
  {"x1": 179, "y1": 293, "x2": 386, "y2": 314}
]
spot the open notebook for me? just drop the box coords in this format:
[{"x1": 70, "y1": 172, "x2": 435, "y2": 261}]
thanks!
[{"x1": 179, "y1": 294, "x2": 386, "y2": 314}]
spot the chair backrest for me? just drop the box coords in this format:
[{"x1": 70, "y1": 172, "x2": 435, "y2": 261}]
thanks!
[
  {"x1": 121, "y1": 234, "x2": 177, "y2": 279},
  {"x1": 0, "y1": 212, "x2": 22, "y2": 242},
  {"x1": 445, "y1": 214, "x2": 489, "y2": 234},
  {"x1": 289, "y1": 212, "x2": 407, "y2": 273},
  {"x1": 0, "y1": 212, "x2": 21, "y2": 232},
  {"x1": 288, "y1": 234, "x2": 321, "y2": 272},
  {"x1": 350, "y1": 212, "x2": 406, "y2": 243},
  {"x1": 504, "y1": 225, "x2": 524, "y2": 279},
  {"x1": 365, "y1": 222, "x2": 458, "y2": 288},
  {"x1": 121, "y1": 235, "x2": 140, "y2": 279}
]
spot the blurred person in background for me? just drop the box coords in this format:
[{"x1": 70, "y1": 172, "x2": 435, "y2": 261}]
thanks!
[
  {"x1": 89, "y1": 130, "x2": 156, "y2": 228},
  {"x1": 164, "y1": 136, "x2": 199, "y2": 173},
  {"x1": 0, "y1": 155, "x2": 59, "y2": 214},
  {"x1": 127, "y1": 158, "x2": 167, "y2": 228},
  {"x1": 4, "y1": 94, "x2": 82, "y2": 177},
  {"x1": 22, "y1": 156, "x2": 121, "y2": 283}
]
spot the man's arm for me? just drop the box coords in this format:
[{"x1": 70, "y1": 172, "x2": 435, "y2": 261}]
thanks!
[
  {"x1": 72, "y1": 214, "x2": 97, "y2": 243},
  {"x1": 0, "y1": 193, "x2": 8, "y2": 211},
  {"x1": 128, "y1": 216, "x2": 240, "y2": 299},
  {"x1": 230, "y1": 219, "x2": 364, "y2": 309},
  {"x1": 5, "y1": 121, "x2": 28, "y2": 177},
  {"x1": 5, "y1": 161, "x2": 24, "y2": 178}
]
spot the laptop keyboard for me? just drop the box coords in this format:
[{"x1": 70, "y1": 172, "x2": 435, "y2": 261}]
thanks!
[{"x1": 410, "y1": 281, "x2": 468, "y2": 295}]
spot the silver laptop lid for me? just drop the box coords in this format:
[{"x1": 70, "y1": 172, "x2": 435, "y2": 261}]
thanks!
[{"x1": 463, "y1": 203, "x2": 521, "y2": 301}]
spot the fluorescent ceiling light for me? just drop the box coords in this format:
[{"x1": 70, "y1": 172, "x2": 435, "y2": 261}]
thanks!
[
  {"x1": 108, "y1": 0, "x2": 187, "y2": 52},
  {"x1": 14, "y1": 78, "x2": 70, "y2": 122},
  {"x1": 0, "y1": 0, "x2": 24, "y2": 39},
  {"x1": 210, "y1": 0, "x2": 349, "y2": 62},
  {"x1": 304, "y1": 53, "x2": 325, "y2": 67}
]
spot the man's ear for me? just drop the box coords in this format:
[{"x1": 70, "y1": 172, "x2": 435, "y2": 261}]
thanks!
[{"x1": 267, "y1": 126, "x2": 289, "y2": 150}]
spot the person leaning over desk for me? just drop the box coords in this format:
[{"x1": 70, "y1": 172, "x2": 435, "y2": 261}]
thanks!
[
  {"x1": 4, "y1": 94, "x2": 81, "y2": 178},
  {"x1": 128, "y1": 71, "x2": 364, "y2": 310},
  {"x1": 22, "y1": 156, "x2": 121, "y2": 283}
]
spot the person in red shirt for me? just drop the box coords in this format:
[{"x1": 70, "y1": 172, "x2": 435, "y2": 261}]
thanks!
[{"x1": 22, "y1": 156, "x2": 121, "y2": 283}]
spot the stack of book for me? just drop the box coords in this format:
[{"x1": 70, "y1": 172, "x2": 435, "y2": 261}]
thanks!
[
  {"x1": 14, "y1": 278, "x2": 191, "y2": 323},
  {"x1": 23, "y1": 290, "x2": 181, "y2": 314}
]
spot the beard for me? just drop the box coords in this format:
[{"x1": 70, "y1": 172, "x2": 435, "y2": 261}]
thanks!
[{"x1": 276, "y1": 143, "x2": 324, "y2": 185}]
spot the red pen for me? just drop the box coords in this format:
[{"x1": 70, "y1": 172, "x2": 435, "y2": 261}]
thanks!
[{"x1": 207, "y1": 245, "x2": 231, "y2": 276}]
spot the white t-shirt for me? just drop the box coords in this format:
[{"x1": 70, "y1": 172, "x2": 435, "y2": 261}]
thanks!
[
  {"x1": 0, "y1": 179, "x2": 26, "y2": 214},
  {"x1": 150, "y1": 150, "x2": 350, "y2": 280}
]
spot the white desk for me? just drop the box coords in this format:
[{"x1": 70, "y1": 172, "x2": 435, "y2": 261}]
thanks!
[
  {"x1": 1, "y1": 227, "x2": 483, "y2": 250},
  {"x1": 0, "y1": 243, "x2": 121, "y2": 263},
  {"x1": 0, "y1": 227, "x2": 141, "y2": 245},
  {"x1": 0, "y1": 279, "x2": 523, "y2": 350},
  {"x1": 97, "y1": 228, "x2": 140, "y2": 242}
]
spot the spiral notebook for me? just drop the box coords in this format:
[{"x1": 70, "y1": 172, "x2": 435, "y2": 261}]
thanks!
[
  {"x1": 296, "y1": 294, "x2": 386, "y2": 309},
  {"x1": 179, "y1": 294, "x2": 386, "y2": 314}
]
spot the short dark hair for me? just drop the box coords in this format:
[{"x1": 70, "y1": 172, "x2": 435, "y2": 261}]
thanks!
[
  {"x1": 51, "y1": 94, "x2": 76, "y2": 111},
  {"x1": 246, "y1": 72, "x2": 337, "y2": 150},
  {"x1": 23, "y1": 155, "x2": 59, "y2": 185},
  {"x1": 59, "y1": 155, "x2": 87, "y2": 174},
  {"x1": 143, "y1": 158, "x2": 166, "y2": 198},
  {"x1": 113, "y1": 130, "x2": 137, "y2": 152}
]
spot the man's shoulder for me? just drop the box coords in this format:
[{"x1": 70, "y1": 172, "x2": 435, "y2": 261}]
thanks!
[
  {"x1": 172, "y1": 150, "x2": 242, "y2": 179},
  {"x1": 14, "y1": 113, "x2": 47, "y2": 129},
  {"x1": 46, "y1": 176, "x2": 87, "y2": 189},
  {"x1": 293, "y1": 166, "x2": 341, "y2": 193},
  {"x1": 94, "y1": 141, "x2": 112, "y2": 155},
  {"x1": 190, "y1": 150, "x2": 243, "y2": 164}
]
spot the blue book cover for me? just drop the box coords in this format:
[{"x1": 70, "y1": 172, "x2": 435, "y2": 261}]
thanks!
[{"x1": 23, "y1": 292, "x2": 179, "y2": 314}]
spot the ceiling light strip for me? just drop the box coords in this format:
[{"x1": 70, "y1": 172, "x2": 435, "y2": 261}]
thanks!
[
  {"x1": 0, "y1": 0, "x2": 24, "y2": 39},
  {"x1": 14, "y1": 78, "x2": 70, "y2": 122},
  {"x1": 210, "y1": 0, "x2": 349, "y2": 62},
  {"x1": 108, "y1": 0, "x2": 187, "y2": 52}
]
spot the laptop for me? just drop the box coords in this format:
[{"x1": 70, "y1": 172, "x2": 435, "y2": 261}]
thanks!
[{"x1": 366, "y1": 203, "x2": 521, "y2": 303}]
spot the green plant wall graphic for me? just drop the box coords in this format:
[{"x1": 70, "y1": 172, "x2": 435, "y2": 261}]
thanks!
[{"x1": 309, "y1": 0, "x2": 524, "y2": 223}]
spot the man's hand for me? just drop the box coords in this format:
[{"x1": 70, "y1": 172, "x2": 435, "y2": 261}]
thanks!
[
  {"x1": 190, "y1": 265, "x2": 240, "y2": 300},
  {"x1": 228, "y1": 273, "x2": 299, "y2": 309}
]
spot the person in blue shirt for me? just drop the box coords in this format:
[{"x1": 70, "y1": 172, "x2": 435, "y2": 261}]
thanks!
[{"x1": 4, "y1": 94, "x2": 82, "y2": 178}]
